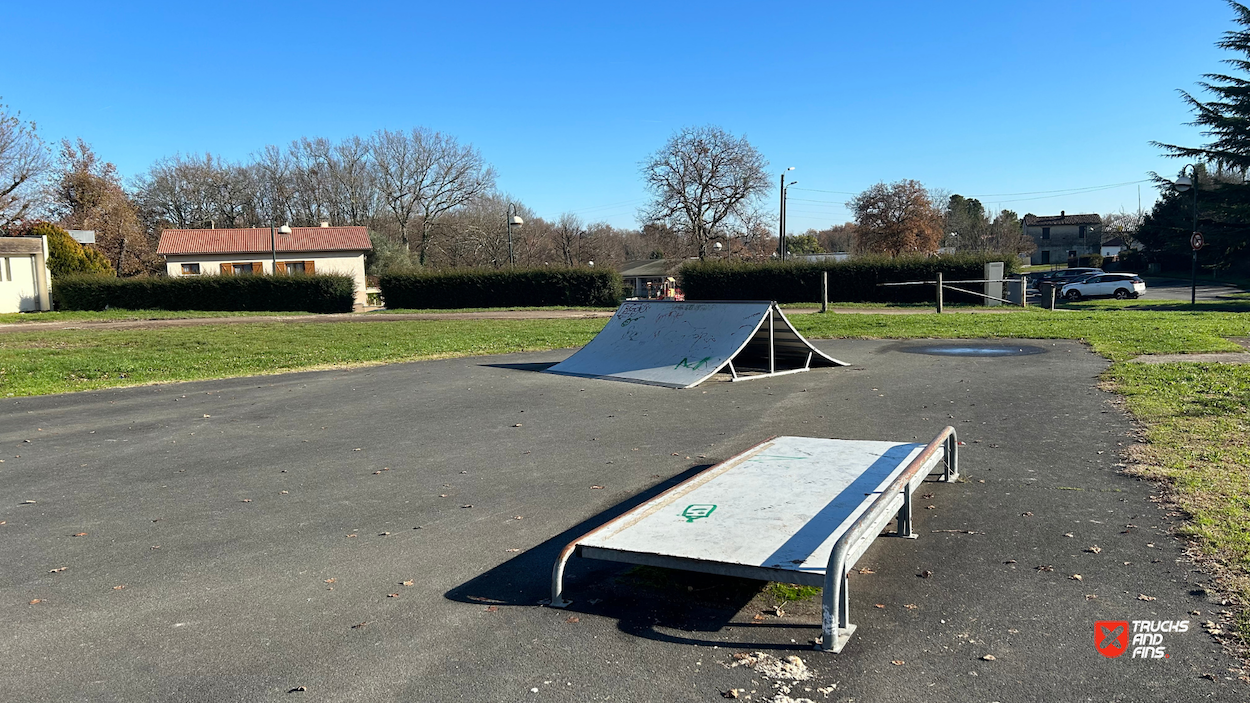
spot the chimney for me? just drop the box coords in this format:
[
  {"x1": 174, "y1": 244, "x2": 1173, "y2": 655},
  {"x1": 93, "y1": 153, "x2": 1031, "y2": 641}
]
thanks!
[{"x1": 319, "y1": 221, "x2": 330, "y2": 228}]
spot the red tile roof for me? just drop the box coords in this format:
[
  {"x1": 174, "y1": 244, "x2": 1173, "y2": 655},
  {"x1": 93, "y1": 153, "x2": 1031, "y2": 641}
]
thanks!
[{"x1": 157, "y1": 227, "x2": 372, "y2": 255}]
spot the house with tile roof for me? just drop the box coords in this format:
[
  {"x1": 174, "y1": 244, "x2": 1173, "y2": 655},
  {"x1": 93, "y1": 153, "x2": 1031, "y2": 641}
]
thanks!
[
  {"x1": 157, "y1": 224, "x2": 372, "y2": 307},
  {"x1": 1022, "y1": 211, "x2": 1101, "y2": 266}
]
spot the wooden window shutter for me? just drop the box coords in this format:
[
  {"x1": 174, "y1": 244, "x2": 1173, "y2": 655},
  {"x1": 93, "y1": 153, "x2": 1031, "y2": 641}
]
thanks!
[
  {"x1": 305, "y1": 261, "x2": 315, "y2": 274},
  {"x1": 221, "y1": 263, "x2": 232, "y2": 275},
  {"x1": 252, "y1": 262, "x2": 263, "y2": 274},
  {"x1": 275, "y1": 262, "x2": 286, "y2": 274}
]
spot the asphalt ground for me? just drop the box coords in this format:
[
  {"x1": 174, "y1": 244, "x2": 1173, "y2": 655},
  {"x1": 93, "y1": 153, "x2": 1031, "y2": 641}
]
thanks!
[
  {"x1": 1139, "y1": 278, "x2": 1245, "y2": 302},
  {"x1": 0, "y1": 339, "x2": 1243, "y2": 702}
]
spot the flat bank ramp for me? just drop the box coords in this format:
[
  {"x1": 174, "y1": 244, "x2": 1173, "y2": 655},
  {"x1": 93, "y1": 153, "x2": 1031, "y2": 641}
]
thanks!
[
  {"x1": 547, "y1": 428, "x2": 960, "y2": 652},
  {"x1": 544, "y1": 300, "x2": 847, "y2": 388}
]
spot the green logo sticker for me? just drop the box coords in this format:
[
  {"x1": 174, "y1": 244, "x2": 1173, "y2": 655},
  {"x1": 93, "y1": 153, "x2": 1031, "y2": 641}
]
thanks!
[
  {"x1": 674, "y1": 356, "x2": 713, "y2": 371},
  {"x1": 681, "y1": 504, "x2": 717, "y2": 522}
]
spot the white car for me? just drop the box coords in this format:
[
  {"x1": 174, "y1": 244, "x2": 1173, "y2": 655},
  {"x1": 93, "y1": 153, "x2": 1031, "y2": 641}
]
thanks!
[{"x1": 1061, "y1": 273, "x2": 1146, "y2": 300}]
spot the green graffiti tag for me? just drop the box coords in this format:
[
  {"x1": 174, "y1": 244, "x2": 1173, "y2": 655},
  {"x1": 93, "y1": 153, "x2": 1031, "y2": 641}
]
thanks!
[
  {"x1": 674, "y1": 356, "x2": 713, "y2": 371},
  {"x1": 681, "y1": 504, "x2": 717, "y2": 522}
]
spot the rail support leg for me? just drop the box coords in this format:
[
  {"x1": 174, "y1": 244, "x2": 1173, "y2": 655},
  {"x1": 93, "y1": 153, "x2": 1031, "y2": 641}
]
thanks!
[
  {"x1": 546, "y1": 546, "x2": 575, "y2": 608},
  {"x1": 896, "y1": 486, "x2": 917, "y2": 539},
  {"x1": 821, "y1": 564, "x2": 855, "y2": 652},
  {"x1": 943, "y1": 431, "x2": 959, "y2": 482}
]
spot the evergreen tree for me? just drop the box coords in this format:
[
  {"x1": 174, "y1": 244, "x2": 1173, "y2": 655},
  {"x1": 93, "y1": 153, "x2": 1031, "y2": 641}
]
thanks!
[{"x1": 1154, "y1": 2, "x2": 1250, "y2": 169}]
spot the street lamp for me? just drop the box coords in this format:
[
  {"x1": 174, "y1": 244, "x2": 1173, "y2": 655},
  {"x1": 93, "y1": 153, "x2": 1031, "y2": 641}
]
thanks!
[
  {"x1": 507, "y1": 204, "x2": 524, "y2": 267},
  {"x1": 779, "y1": 167, "x2": 795, "y2": 260},
  {"x1": 270, "y1": 224, "x2": 292, "y2": 272},
  {"x1": 1171, "y1": 166, "x2": 1199, "y2": 305}
]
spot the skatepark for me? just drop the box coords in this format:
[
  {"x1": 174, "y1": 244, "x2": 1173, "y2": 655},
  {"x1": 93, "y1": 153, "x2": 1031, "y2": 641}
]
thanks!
[{"x1": 2, "y1": 312, "x2": 1241, "y2": 701}]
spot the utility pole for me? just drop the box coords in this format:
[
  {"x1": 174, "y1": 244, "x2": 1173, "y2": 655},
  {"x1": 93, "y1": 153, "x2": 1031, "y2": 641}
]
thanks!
[{"x1": 779, "y1": 167, "x2": 794, "y2": 260}]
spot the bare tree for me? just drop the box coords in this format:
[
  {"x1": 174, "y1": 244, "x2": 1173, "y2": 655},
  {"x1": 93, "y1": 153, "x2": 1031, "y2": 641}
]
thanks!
[
  {"x1": 412, "y1": 131, "x2": 496, "y2": 265},
  {"x1": 640, "y1": 125, "x2": 771, "y2": 258},
  {"x1": 0, "y1": 101, "x2": 49, "y2": 230},
  {"x1": 371, "y1": 129, "x2": 423, "y2": 248},
  {"x1": 553, "y1": 213, "x2": 584, "y2": 266},
  {"x1": 330, "y1": 136, "x2": 375, "y2": 226},
  {"x1": 134, "y1": 153, "x2": 258, "y2": 231},
  {"x1": 371, "y1": 128, "x2": 496, "y2": 264}
]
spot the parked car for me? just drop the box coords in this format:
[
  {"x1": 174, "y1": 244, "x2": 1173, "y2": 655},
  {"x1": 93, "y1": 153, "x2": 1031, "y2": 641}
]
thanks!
[
  {"x1": 1035, "y1": 267, "x2": 1103, "y2": 285},
  {"x1": 1060, "y1": 273, "x2": 1146, "y2": 300}
]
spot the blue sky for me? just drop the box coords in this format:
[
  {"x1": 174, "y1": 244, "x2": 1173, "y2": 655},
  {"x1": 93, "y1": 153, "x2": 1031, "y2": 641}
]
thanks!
[{"x1": 0, "y1": 1, "x2": 1237, "y2": 232}]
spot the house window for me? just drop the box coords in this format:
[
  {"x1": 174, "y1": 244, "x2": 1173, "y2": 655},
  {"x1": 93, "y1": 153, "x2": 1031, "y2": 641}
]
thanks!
[
  {"x1": 1078, "y1": 226, "x2": 1087, "y2": 239},
  {"x1": 181, "y1": 263, "x2": 201, "y2": 275},
  {"x1": 221, "y1": 262, "x2": 263, "y2": 275},
  {"x1": 276, "y1": 261, "x2": 315, "y2": 275},
  {"x1": 1041, "y1": 227, "x2": 1051, "y2": 240}
]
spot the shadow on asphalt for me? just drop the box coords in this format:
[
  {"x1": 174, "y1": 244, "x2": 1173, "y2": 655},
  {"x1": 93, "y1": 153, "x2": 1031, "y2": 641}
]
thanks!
[
  {"x1": 479, "y1": 361, "x2": 560, "y2": 373},
  {"x1": 445, "y1": 462, "x2": 806, "y2": 651}
]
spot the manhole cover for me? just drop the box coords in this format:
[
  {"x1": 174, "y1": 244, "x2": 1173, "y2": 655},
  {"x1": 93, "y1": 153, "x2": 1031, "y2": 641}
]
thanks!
[{"x1": 899, "y1": 344, "x2": 1047, "y2": 357}]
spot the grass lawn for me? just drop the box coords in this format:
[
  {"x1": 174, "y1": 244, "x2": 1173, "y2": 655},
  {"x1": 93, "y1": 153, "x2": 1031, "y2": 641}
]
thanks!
[
  {"x1": 1, "y1": 305, "x2": 1247, "y2": 643},
  {"x1": 0, "y1": 309, "x2": 309, "y2": 324},
  {"x1": 0, "y1": 318, "x2": 604, "y2": 397},
  {"x1": 374, "y1": 305, "x2": 617, "y2": 314}
]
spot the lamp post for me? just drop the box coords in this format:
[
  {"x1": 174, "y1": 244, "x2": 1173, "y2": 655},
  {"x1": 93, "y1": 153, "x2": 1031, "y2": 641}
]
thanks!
[
  {"x1": 1171, "y1": 166, "x2": 1199, "y2": 306},
  {"x1": 713, "y1": 241, "x2": 723, "y2": 258},
  {"x1": 507, "y1": 204, "x2": 524, "y2": 267},
  {"x1": 779, "y1": 167, "x2": 795, "y2": 259},
  {"x1": 270, "y1": 224, "x2": 292, "y2": 272}
]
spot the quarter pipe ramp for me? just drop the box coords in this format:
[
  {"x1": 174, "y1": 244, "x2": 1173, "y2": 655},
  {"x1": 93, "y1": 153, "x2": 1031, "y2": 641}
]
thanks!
[{"x1": 544, "y1": 300, "x2": 847, "y2": 388}]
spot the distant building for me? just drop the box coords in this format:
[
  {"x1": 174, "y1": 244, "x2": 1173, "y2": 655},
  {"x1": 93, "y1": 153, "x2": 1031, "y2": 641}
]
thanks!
[
  {"x1": 619, "y1": 259, "x2": 684, "y2": 299},
  {"x1": 157, "y1": 225, "x2": 372, "y2": 307},
  {"x1": 793, "y1": 252, "x2": 851, "y2": 263},
  {"x1": 1100, "y1": 237, "x2": 1128, "y2": 260},
  {"x1": 0, "y1": 235, "x2": 53, "y2": 313},
  {"x1": 1023, "y1": 212, "x2": 1101, "y2": 266},
  {"x1": 67, "y1": 230, "x2": 96, "y2": 245}
]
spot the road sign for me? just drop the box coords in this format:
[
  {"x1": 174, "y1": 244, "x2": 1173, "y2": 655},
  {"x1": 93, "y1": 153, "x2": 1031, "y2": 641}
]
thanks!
[{"x1": 1191, "y1": 232, "x2": 1205, "y2": 251}]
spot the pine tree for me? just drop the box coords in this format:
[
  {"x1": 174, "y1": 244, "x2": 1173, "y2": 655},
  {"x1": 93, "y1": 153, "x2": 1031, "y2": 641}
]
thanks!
[{"x1": 1154, "y1": 2, "x2": 1250, "y2": 169}]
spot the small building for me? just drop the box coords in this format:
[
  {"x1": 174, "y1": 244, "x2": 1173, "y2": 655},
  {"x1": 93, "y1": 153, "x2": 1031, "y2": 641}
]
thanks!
[
  {"x1": 0, "y1": 235, "x2": 52, "y2": 313},
  {"x1": 1100, "y1": 237, "x2": 1128, "y2": 260},
  {"x1": 1023, "y1": 212, "x2": 1101, "y2": 266},
  {"x1": 620, "y1": 259, "x2": 684, "y2": 299},
  {"x1": 157, "y1": 226, "x2": 372, "y2": 307}
]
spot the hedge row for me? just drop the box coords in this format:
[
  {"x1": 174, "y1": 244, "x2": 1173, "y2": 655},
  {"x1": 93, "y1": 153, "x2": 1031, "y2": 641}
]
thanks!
[
  {"x1": 679, "y1": 254, "x2": 1021, "y2": 304},
  {"x1": 379, "y1": 268, "x2": 623, "y2": 309},
  {"x1": 54, "y1": 274, "x2": 357, "y2": 313}
]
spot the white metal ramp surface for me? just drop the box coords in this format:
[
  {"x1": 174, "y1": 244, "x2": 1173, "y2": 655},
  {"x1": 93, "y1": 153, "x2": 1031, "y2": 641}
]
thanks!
[
  {"x1": 548, "y1": 428, "x2": 959, "y2": 652},
  {"x1": 544, "y1": 300, "x2": 847, "y2": 388}
]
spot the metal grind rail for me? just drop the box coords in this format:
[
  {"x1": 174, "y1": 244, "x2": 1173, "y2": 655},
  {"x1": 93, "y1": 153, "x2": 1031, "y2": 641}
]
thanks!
[{"x1": 545, "y1": 427, "x2": 959, "y2": 653}]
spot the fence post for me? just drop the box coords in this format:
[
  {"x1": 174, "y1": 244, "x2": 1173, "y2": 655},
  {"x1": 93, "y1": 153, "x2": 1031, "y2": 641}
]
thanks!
[
  {"x1": 936, "y1": 272, "x2": 944, "y2": 314},
  {"x1": 821, "y1": 271, "x2": 828, "y2": 313}
]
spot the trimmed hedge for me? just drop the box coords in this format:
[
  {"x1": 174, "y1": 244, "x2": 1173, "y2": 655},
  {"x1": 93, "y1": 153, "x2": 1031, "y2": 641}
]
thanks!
[
  {"x1": 379, "y1": 268, "x2": 623, "y2": 309},
  {"x1": 680, "y1": 254, "x2": 1021, "y2": 304},
  {"x1": 54, "y1": 274, "x2": 357, "y2": 313}
]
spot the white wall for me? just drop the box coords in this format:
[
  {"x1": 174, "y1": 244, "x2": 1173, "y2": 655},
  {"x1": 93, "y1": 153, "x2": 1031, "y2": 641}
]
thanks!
[
  {"x1": 0, "y1": 236, "x2": 52, "y2": 313},
  {"x1": 164, "y1": 251, "x2": 368, "y2": 307}
]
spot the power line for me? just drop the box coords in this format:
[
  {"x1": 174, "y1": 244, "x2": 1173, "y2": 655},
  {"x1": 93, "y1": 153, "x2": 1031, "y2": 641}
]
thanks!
[{"x1": 965, "y1": 179, "x2": 1149, "y2": 198}]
